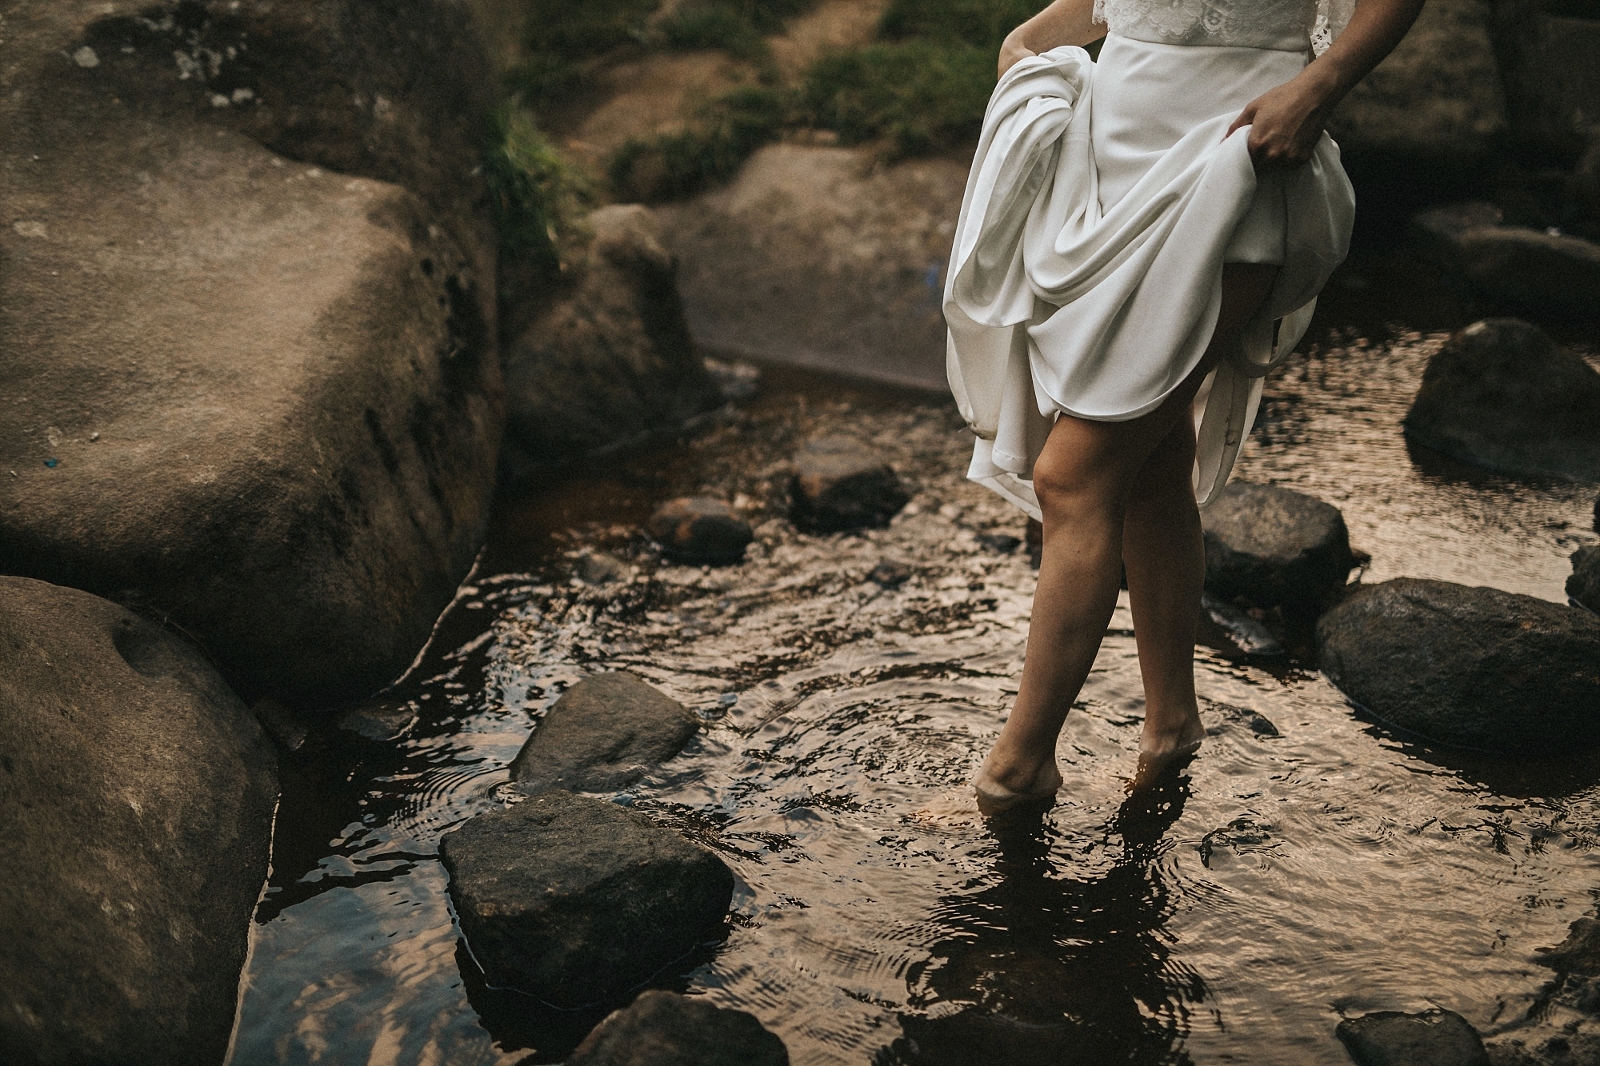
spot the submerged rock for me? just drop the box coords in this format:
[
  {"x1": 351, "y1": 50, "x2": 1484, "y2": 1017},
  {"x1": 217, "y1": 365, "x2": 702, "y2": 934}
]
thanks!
[
  {"x1": 1201, "y1": 482, "x2": 1359, "y2": 610},
  {"x1": 1485, "y1": 917, "x2": 1600, "y2": 1065},
  {"x1": 1570, "y1": 546, "x2": 1600, "y2": 613},
  {"x1": 1201, "y1": 595, "x2": 1287, "y2": 657},
  {"x1": 1316, "y1": 578, "x2": 1600, "y2": 752},
  {"x1": 1403, "y1": 320, "x2": 1600, "y2": 482},
  {"x1": 647, "y1": 497, "x2": 754, "y2": 564},
  {"x1": 502, "y1": 205, "x2": 723, "y2": 469},
  {"x1": 0, "y1": 577, "x2": 278, "y2": 1066},
  {"x1": 869, "y1": 559, "x2": 914, "y2": 587},
  {"x1": 511, "y1": 672, "x2": 699, "y2": 795},
  {"x1": 0, "y1": 2, "x2": 504, "y2": 709},
  {"x1": 789, "y1": 437, "x2": 909, "y2": 533},
  {"x1": 439, "y1": 791, "x2": 734, "y2": 1007},
  {"x1": 567, "y1": 990, "x2": 789, "y2": 1066},
  {"x1": 1336, "y1": 1009, "x2": 1489, "y2": 1066}
]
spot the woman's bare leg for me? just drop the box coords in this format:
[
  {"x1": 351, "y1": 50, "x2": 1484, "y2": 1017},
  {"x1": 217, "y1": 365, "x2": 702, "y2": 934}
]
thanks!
[{"x1": 974, "y1": 264, "x2": 1277, "y2": 812}]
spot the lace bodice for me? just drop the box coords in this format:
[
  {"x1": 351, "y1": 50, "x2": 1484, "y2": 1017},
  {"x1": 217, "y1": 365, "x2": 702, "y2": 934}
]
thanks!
[{"x1": 1093, "y1": 0, "x2": 1354, "y2": 53}]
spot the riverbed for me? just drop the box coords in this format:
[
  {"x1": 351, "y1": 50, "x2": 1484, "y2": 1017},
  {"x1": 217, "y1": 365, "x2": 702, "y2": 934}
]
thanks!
[{"x1": 229, "y1": 288, "x2": 1600, "y2": 1065}]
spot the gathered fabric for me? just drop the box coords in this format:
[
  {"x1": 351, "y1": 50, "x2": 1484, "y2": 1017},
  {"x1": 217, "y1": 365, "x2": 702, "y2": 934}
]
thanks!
[{"x1": 944, "y1": 34, "x2": 1355, "y2": 519}]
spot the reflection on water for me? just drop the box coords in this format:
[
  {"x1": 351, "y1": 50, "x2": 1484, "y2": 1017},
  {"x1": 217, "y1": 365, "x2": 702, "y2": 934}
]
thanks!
[{"x1": 230, "y1": 332, "x2": 1600, "y2": 1066}]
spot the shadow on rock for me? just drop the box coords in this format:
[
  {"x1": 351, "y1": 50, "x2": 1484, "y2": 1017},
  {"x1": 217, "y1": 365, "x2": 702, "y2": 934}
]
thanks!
[{"x1": 878, "y1": 777, "x2": 1203, "y2": 1065}]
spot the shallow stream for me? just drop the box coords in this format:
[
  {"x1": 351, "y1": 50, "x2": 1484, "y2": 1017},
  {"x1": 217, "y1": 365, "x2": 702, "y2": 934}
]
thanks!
[{"x1": 230, "y1": 282, "x2": 1600, "y2": 1065}]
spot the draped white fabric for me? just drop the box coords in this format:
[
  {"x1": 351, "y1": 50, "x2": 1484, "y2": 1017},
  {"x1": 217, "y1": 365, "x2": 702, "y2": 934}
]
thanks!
[{"x1": 943, "y1": 36, "x2": 1355, "y2": 520}]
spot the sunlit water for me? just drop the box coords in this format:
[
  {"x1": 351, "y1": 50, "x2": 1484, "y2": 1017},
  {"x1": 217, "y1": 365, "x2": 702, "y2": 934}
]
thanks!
[{"x1": 230, "y1": 328, "x2": 1600, "y2": 1066}]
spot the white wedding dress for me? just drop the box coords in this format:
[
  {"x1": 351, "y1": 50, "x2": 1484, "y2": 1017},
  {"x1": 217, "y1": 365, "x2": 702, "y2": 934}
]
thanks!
[{"x1": 944, "y1": 0, "x2": 1357, "y2": 519}]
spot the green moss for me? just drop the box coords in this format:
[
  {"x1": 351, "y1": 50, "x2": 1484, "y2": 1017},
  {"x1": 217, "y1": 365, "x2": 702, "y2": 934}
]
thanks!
[
  {"x1": 483, "y1": 107, "x2": 594, "y2": 278},
  {"x1": 800, "y1": 38, "x2": 996, "y2": 156},
  {"x1": 608, "y1": 85, "x2": 789, "y2": 201},
  {"x1": 658, "y1": 0, "x2": 818, "y2": 61},
  {"x1": 878, "y1": 0, "x2": 1048, "y2": 49},
  {"x1": 509, "y1": 0, "x2": 661, "y2": 108}
]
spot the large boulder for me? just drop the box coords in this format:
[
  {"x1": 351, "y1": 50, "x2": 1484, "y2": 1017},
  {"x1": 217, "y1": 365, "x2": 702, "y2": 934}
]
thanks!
[
  {"x1": 0, "y1": 577, "x2": 278, "y2": 1066},
  {"x1": 1403, "y1": 319, "x2": 1600, "y2": 482},
  {"x1": 1326, "y1": 0, "x2": 1507, "y2": 186},
  {"x1": 1409, "y1": 203, "x2": 1600, "y2": 314},
  {"x1": 656, "y1": 143, "x2": 968, "y2": 388},
  {"x1": 1570, "y1": 545, "x2": 1600, "y2": 613},
  {"x1": 1316, "y1": 578, "x2": 1600, "y2": 752},
  {"x1": 1336, "y1": 1010, "x2": 1490, "y2": 1066},
  {"x1": 1201, "y1": 482, "x2": 1358, "y2": 610},
  {"x1": 510, "y1": 672, "x2": 700, "y2": 795},
  {"x1": 501, "y1": 204, "x2": 723, "y2": 470},
  {"x1": 0, "y1": 1, "x2": 506, "y2": 708},
  {"x1": 567, "y1": 990, "x2": 790, "y2": 1066},
  {"x1": 439, "y1": 790, "x2": 734, "y2": 1008}
]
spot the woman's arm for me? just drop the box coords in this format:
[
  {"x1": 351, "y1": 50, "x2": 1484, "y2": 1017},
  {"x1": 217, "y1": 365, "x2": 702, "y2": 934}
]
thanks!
[
  {"x1": 999, "y1": 0, "x2": 1107, "y2": 77},
  {"x1": 1227, "y1": 0, "x2": 1427, "y2": 165}
]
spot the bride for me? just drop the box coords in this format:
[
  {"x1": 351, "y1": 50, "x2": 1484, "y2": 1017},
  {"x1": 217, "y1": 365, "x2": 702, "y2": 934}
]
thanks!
[{"x1": 945, "y1": 0, "x2": 1423, "y2": 811}]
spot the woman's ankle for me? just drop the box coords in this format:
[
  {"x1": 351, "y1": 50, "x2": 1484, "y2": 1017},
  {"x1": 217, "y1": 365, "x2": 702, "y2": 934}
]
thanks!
[{"x1": 977, "y1": 743, "x2": 1062, "y2": 795}]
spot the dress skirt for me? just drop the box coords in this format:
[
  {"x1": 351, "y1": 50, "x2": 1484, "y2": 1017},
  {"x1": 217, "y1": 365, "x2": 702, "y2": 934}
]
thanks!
[{"x1": 944, "y1": 33, "x2": 1355, "y2": 519}]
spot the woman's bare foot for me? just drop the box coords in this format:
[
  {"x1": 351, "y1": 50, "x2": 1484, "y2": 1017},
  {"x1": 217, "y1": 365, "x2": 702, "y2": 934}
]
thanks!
[
  {"x1": 972, "y1": 754, "x2": 1064, "y2": 817},
  {"x1": 1129, "y1": 710, "x2": 1205, "y2": 792}
]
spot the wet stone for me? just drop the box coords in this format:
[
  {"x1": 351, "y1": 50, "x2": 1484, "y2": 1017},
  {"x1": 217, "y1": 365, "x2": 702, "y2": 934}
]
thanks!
[
  {"x1": 1570, "y1": 545, "x2": 1600, "y2": 613},
  {"x1": 1201, "y1": 482, "x2": 1359, "y2": 610},
  {"x1": 577, "y1": 550, "x2": 631, "y2": 585},
  {"x1": 438, "y1": 791, "x2": 734, "y2": 1008},
  {"x1": 1403, "y1": 319, "x2": 1600, "y2": 482},
  {"x1": 868, "y1": 559, "x2": 913, "y2": 587},
  {"x1": 647, "y1": 497, "x2": 753, "y2": 565},
  {"x1": 1337, "y1": 1009, "x2": 1489, "y2": 1066},
  {"x1": 1201, "y1": 594, "x2": 1287, "y2": 657},
  {"x1": 789, "y1": 436, "x2": 909, "y2": 533},
  {"x1": 1539, "y1": 918, "x2": 1600, "y2": 978},
  {"x1": 977, "y1": 532, "x2": 1022, "y2": 554},
  {"x1": 1316, "y1": 578, "x2": 1600, "y2": 753},
  {"x1": 567, "y1": 990, "x2": 789, "y2": 1066},
  {"x1": 511, "y1": 672, "x2": 699, "y2": 795}
]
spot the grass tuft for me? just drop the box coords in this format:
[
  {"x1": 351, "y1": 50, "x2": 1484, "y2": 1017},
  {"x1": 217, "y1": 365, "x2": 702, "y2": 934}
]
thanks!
[
  {"x1": 800, "y1": 39, "x2": 996, "y2": 157},
  {"x1": 509, "y1": 0, "x2": 662, "y2": 109},
  {"x1": 878, "y1": 0, "x2": 1048, "y2": 49},
  {"x1": 658, "y1": 0, "x2": 818, "y2": 61},
  {"x1": 608, "y1": 85, "x2": 789, "y2": 201},
  {"x1": 483, "y1": 106, "x2": 594, "y2": 279}
]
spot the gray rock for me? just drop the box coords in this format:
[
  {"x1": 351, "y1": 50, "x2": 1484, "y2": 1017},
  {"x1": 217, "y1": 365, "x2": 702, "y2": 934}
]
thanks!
[
  {"x1": 0, "y1": 577, "x2": 278, "y2": 1066},
  {"x1": 438, "y1": 791, "x2": 734, "y2": 1007},
  {"x1": 869, "y1": 559, "x2": 914, "y2": 587},
  {"x1": 1571, "y1": 546, "x2": 1600, "y2": 613},
  {"x1": 647, "y1": 497, "x2": 754, "y2": 565},
  {"x1": 577, "y1": 551, "x2": 634, "y2": 585},
  {"x1": 1326, "y1": 0, "x2": 1506, "y2": 174},
  {"x1": 1539, "y1": 918, "x2": 1600, "y2": 979},
  {"x1": 1316, "y1": 578, "x2": 1600, "y2": 752},
  {"x1": 567, "y1": 990, "x2": 790, "y2": 1066},
  {"x1": 656, "y1": 144, "x2": 969, "y2": 389},
  {"x1": 502, "y1": 205, "x2": 723, "y2": 468},
  {"x1": 789, "y1": 437, "x2": 910, "y2": 533},
  {"x1": 511, "y1": 672, "x2": 699, "y2": 794},
  {"x1": 1403, "y1": 320, "x2": 1600, "y2": 482},
  {"x1": 1336, "y1": 1009, "x2": 1490, "y2": 1066},
  {"x1": 1201, "y1": 482, "x2": 1359, "y2": 609},
  {"x1": 1456, "y1": 227, "x2": 1600, "y2": 315},
  {"x1": 0, "y1": 1, "x2": 505, "y2": 709},
  {"x1": 1410, "y1": 204, "x2": 1600, "y2": 314}
]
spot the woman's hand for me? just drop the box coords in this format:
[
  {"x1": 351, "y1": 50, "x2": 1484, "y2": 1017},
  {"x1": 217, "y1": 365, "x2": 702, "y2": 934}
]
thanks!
[{"x1": 1226, "y1": 74, "x2": 1335, "y2": 167}]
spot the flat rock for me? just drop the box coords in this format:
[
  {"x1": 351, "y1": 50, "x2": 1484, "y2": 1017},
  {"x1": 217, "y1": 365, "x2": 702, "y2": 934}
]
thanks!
[
  {"x1": 647, "y1": 497, "x2": 754, "y2": 564},
  {"x1": 0, "y1": 2, "x2": 505, "y2": 708},
  {"x1": 511, "y1": 672, "x2": 699, "y2": 794},
  {"x1": 1403, "y1": 319, "x2": 1600, "y2": 482},
  {"x1": 0, "y1": 577, "x2": 278, "y2": 1066},
  {"x1": 439, "y1": 791, "x2": 734, "y2": 1007},
  {"x1": 656, "y1": 144, "x2": 968, "y2": 388},
  {"x1": 1316, "y1": 578, "x2": 1600, "y2": 752},
  {"x1": 1337, "y1": 1009, "x2": 1490, "y2": 1066},
  {"x1": 502, "y1": 205, "x2": 722, "y2": 469},
  {"x1": 1457, "y1": 227, "x2": 1600, "y2": 315},
  {"x1": 789, "y1": 436, "x2": 909, "y2": 533},
  {"x1": 1201, "y1": 482, "x2": 1358, "y2": 609},
  {"x1": 1570, "y1": 545, "x2": 1600, "y2": 612},
  {"x1": 567, "y1": 990, "x2": 789, "y2": 1066}
]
